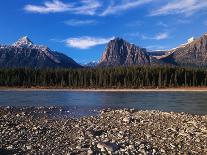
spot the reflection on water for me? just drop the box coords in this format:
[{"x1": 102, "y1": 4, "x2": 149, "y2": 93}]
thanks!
[{"x1": 0, "y1": 91, "x2": 207, "y2": 115}]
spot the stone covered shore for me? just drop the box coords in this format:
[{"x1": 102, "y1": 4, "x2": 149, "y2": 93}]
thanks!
[{"x1": 0, "y1": 107, "x2": 207, "y2": 155}]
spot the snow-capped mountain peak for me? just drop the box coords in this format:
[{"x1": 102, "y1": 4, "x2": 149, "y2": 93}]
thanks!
[
  {"x1": 0, "y1": 36, "x2": 81, "y2": 68},
  {"x1": 13, "y1": 36, "x2": 33, "y2": 47},
  {"x1": 187, "y1": 37, "x2": 195, "y2": 44}
]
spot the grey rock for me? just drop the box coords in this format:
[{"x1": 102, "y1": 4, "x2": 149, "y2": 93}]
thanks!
[
  {"x1": 0, "y1": 36, "x2": 81, "y2": 69},
  {"x1": 98, "y1": 33, "x2": 207, "y2": 68},
  {"x1": 157, "y1": 33, "x2": 207, "y2": 67},
  {"x1": 97, "y1": 142, "x2": 120, "y2": 152},
  {"x1": 98, "y1": 38, "x2": 150, "y2": 67},
  {"x1": 1, "y1": 107, "x2": 207, "y2": 154}
]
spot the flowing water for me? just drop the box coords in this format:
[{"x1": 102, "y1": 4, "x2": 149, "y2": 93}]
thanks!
[{"x1": 0, "y1": 90, "x2": 207, "y2": 116}]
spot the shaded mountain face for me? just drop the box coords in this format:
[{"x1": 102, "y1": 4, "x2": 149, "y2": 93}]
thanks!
[
  {"x1": 98, "y1": 38, "x2": 150, "y2": 67},
  {"x1": 156, "y1": 33, "x2": 207, "y2": 67},
  {"x1": 99, "y1": 33, "x2": 207, "y2": 68},
  {"x1": 0, "y1": 36, "x2": 81, "y2": 69}
]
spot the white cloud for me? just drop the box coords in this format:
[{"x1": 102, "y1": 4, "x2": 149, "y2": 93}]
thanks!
[
  {"x1": 24, "y1": 0, "x2": 207, "y2": 17},
  {"x1": 24, "y1": 0, "x2": 71, "y2": 13},
  {"x1": 65, "y1": 36, "x2": 114, "y2": 49},
  {"x1": 150, "y1": 0, "x2": 207, "y2": 16},
  {"x1": 24, "y1": 0, "x2": 101, "y2": 15},
  {"x1": 100, "y1": 0, "x2": 152, "y2": 16},
  {"x1": 157, "y1": 21, "x2": 168, "y2": 27},
  {"x1": 142, "y1": 32, "x2": 169, "y2": 40},
  {"x1": 73, "y1": 0, "x2": 101, "y2": 15},
  {"x1": 64, "y1": 19, "x2": 97, "y2": 26},
  {"x1": 154, "y1": 33, "x2": 169, "y2": 40}
]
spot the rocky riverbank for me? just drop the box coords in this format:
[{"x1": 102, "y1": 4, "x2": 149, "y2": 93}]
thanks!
[{"x1": 0, "y1": 107, "x2": 207, "y2": 154}]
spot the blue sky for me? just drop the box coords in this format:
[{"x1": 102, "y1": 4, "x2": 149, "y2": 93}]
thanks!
[{"x1": 0, "y1": 0, "x2": 207, "y2": 64}]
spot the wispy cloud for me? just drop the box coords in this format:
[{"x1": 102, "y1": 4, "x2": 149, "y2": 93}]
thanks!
[
  {"x1": 157, "y1": 21, "x2": 168, "y2": 27},
  {"x1": 142, "y1": 32, "x2": 169, "y2": 40},
  {"x1": 73, "y1": 0, "x2": 101, "y2": 15},
  {"x1": 24, "y1": 0, "x2": 152, "y2": 16},
  {"x1": 64, "y1": 19, "x2": 97, "y2": 26},
  {"x1": 24, "y1": 0, "x2": 71, "y2": 13},
  {"x1": 100, "y1": 0, "x2": 152, "y2": 16},
  {"x1": 150, "y1": 0, "x2": 207, "y2": 16},
  {"x1": 154, "y1": 33, "x2": 169, "y2": 40},
  {"x1": 24, "y1": 0, "x2": 101, "y2": 15},
  {"x1": 65, "y1": 36, "x2": 114, "y2": 49},
  {"x1": 23, "y1": 0, "x2": 207, "y2": 17}
]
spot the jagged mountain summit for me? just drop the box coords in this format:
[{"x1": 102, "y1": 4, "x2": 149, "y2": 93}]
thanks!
[
  {"x1": 98, "y1": 38, "x2": 150, "y2": 67},
  {"x1": 0, "y1": 36, "x2": 81, "y2": 69},
  {"x1": 1, "y1": 33, "x2": 207, "y2": 69},
  {"x1": 12, "y1": 36, "x2": 33, "y2": 48},
  {"x1": 98, "y1": 33, "x2": 207, "y2": 68}
]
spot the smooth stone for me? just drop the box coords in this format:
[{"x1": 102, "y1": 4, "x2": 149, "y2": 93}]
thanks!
[
  {"x1": 26, "y1": 145, "x2": 32, "y2": 150},
  {"x1": 97, "y1": 142, "x2": 120, "y2": 152},
  {"x1": 123, "y1": 117, "x2": 131, "y2": 123},
  {"x1": 6, "y1": 145, "x2": 13, "y2": 149},
  {"x1": 87, "y1": 149, "x2": 93, "y2": 155}
]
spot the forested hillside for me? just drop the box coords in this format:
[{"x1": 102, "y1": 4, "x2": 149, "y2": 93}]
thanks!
[{"x1": 0, "y1": 67, "x2": 207, "y2": 88}]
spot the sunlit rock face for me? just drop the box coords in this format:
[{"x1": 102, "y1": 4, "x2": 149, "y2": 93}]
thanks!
[{"x1": 98, "y1": 38, "x2": 150, "y2": 67}]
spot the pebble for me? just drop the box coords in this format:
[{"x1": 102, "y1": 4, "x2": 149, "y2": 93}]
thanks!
[
  {"x1": 97, "y1": 142, "x2": 120, "y2": 152},
  {"x1": 0, "y1": 107, "x2": 206, "y2": 154},
  {"x1": 123, "y1": 117, "x2": 131, "y2": 123},
  {"x1": 87, "y1": 149, "x2": 93, "y2": 155}
]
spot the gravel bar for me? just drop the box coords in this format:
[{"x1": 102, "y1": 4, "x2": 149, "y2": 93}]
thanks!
[{"x1": 0, "y1": 107, "x2": 207, "y2": 155}]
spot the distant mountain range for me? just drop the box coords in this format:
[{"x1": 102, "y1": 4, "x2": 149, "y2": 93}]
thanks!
[
  {"x1": 98, "y1": 33, "x2": 207, "y2": 67},
  {"x1": 0, "y1": 36, "x2": 81, "y2": 69},
  {"x1": 0, "y1": 33, "x2": 207, "y2": 69},
  {"x1": 84, "y1": 61, "x2": 98, "y2": 68}
]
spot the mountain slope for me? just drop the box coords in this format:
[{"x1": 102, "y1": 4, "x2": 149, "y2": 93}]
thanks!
[
  {"x1": 99, "y1": 33, "x2": 207, "y2": 68},
  {"x1": 98, "y1": 38, "x2": 150, "y2": 67},
  {"x1": 157, "y1": 33, "x2": 207, "y2": 67},
  {"x1": 0, "y1": 36, "x2": 81, "y2": 69}
]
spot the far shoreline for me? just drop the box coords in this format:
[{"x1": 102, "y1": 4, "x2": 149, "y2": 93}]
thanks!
[{"x1": 2, "y1": 87, "x2": 207, "y2": 92}]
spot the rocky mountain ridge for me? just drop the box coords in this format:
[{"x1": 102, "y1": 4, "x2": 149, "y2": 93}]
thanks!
[
  {"x1": 99, "y1": 38, "x2": 150, "y2": 67},
  {"x1": 1, "y1": 33, "x2": 207, "y2": 69},
  {"x1": 157, "y1": 33, "x2": 207, "y2": 67},
  {"x1": 0, "y1": 37, "x2": 81, "y2": 69},
  {"x1": 98, "y1": 33, "x2": 207, "y2": 67}
]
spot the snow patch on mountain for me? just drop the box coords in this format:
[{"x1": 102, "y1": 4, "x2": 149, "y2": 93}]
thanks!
[{"x1": 13, "y1": 36, "x2": 33, "y2": 48}]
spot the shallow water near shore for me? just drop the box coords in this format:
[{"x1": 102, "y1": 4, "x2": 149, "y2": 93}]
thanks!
[{"x1": 0, "y1": 90, "x2": 207, "y2": 116}]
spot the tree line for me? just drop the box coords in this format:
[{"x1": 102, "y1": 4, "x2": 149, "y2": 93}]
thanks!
[{"x1": 0, "y1": 67, "x2": 207, "y2": 88}]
